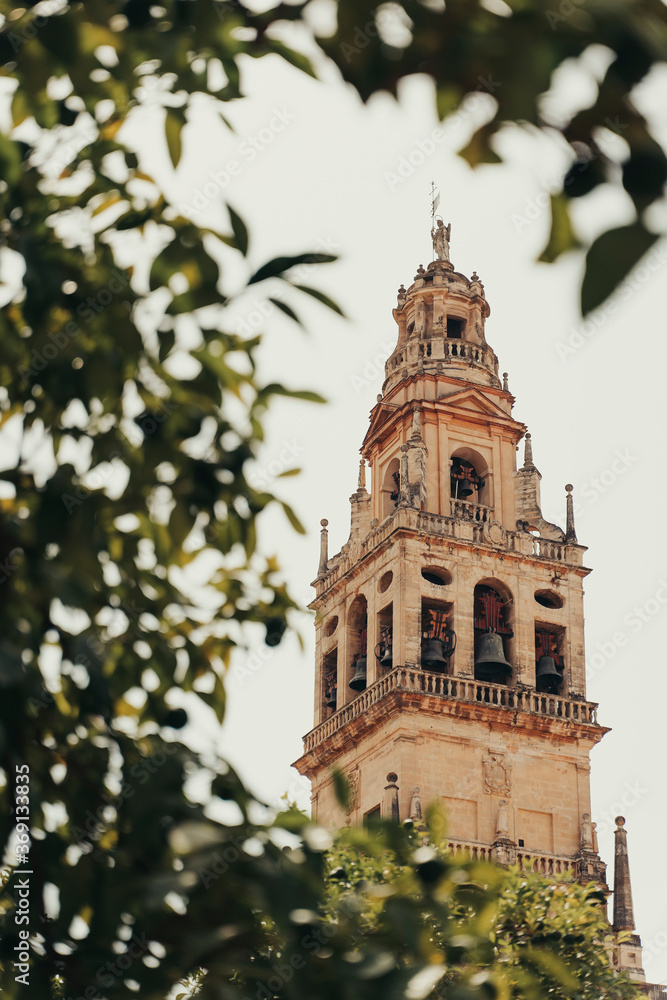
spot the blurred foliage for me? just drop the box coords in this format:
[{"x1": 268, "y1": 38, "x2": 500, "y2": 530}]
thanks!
[
  {"x1": 0, "y1": 0, "x2": 660, "y2": 996},
  {"x1": 320, "y1": 810, "x2": 639, "y2": 1000},
  {"x1": 225, "y1": 805, "x2": 639, "y2": 1000},
  {"x1": 319, "y1": 0, "x2": 667, "y2": 314}
]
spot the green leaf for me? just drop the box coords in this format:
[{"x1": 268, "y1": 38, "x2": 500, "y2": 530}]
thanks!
[
  {"x1": 165, "y1": 107, "x2": 187, "y2": 168},
  {"x1": 269, "y1": 297, "x2": 303, "y2": 326},
  {"x1": 458, "y1": 122, "x2": 502, "y2": 167},
  {"x1": 538, "y1": 193, "x2": 582, "y2": 264},
  {"x1": 228, "y1": 204, "x2": 249, "y2": 256},
  {"x1": 248, "y1": 253, "x2": 337, "y2": 285},
  {"x1": 280, "y1": 500, "x2": 305, "y2": 534},
  {"x1": 292, "y1": 283, "x2": 346, "y2": 317},
  {"x1": 332, "y1": 767, "x2": 354, "y2": 812},
  {"x1": 260, "y1": 383, "x2": 326, "y2": 404},
  {"x1": 581, "y1": 222, "x2": 658, "y2": 315}
]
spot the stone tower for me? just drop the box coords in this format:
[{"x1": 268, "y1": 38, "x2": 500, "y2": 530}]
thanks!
[{"x1": 292, "y1": 224, "x2": 651, "y2": 988}]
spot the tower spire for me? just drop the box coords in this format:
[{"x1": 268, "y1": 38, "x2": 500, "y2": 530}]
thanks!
[
  {"x1": 613, "y1": 816, "x2": 636, "y2": 932},
  {"x1": 522, "y1": 432, "x2": 536, "y2": 470},
  {"x1": 565, "y1": 484, "x2": 577, "y2": 543}
]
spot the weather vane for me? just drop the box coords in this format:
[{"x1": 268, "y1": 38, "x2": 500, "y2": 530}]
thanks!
[{"x1": 430, "y1": 181, "x2": 451, "y2": 262}]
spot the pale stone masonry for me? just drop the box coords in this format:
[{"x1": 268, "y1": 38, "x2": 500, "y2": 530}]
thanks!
[{"x1": 293, "y1": 225, "x2": 658, "y2": 992}]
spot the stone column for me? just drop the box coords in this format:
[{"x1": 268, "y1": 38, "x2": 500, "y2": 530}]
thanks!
[{"x1": 613, "y1": 816, "x2": 636, "y2": 931}]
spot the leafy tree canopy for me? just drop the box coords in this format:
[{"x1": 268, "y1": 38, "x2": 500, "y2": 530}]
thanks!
[{"x1": 0, "y1": 0, "x2": 662, "y2": 996}]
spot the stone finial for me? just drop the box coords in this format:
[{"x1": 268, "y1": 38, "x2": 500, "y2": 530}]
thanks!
[
  {"x1": 398, "y1": 283, "x2": 406, "y2": 298},
  {"x1": 357, "y1": 458, "x2": 366, "y2": 491},
  {"x1": 613, "y1": 816, "x2": 636, "y2": 931},
  {"x1": 565, "y1": 484, "x2": 577, "y2": 544},
  {"x1": 591, "y1": 821, "x2": 599, "y2": 853},
  {"x1": 383, "y1": 771, "x2": 400, "y2": 822},
  {"x1": 409, "y1": 787, "x2": 422, "y2": 822},
  {"x1": 502, "y1": 372, "x2": 509, "y2": 393},
  {"x1": 580, "y1": 811, "x2": 593, "y2": 850},
  {"x1": 471, "y1": 271, "x2": 479, "y2": 282},
  {"x1": 416, "y1": 264, "x2": 426, "y2": 275},
  {"x1": 317, "y1": 518, "x2": 329, "y2": 577},
  {"x1": 377, "y1": 393, "x2": 383, "y2": 403},
  {"x1": 496, "y1": 799, "x2": 509, "y2": 839},
  {"x1": 370, "y1": 517, "x2": 379, "y2": 529},
  {"x1": 522, "y1": 432, "x2": 535, "y2": 470}
]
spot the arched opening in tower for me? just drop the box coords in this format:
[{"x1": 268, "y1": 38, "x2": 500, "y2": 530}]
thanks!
[
  {"x1": 449, "y1": 449, "x2": 491, "y2": 509},
  {"x1": 347, "y1": 594, "x2": 368, "y2": 696},
  {"x1": 381, "y1": 457, "x2": 401, "y2": 520},
  {"x1": 473, "y1": 583, "x2": 514, "y2": 686}
]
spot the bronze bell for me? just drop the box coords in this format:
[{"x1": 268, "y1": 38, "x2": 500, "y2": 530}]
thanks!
[
  {"x1": 349, "y1": 654, "x2": 367, "y2": 691},
  {"x1": 421, "y1": 638, "x2": 449, "y2": 671},
  {"x1": 535, "y1": 655, "x2": 561, "y2": 693},
  {"x1": 325, "y1": 688, "x2": 337, "y2": 709},
  {"x1": 380, "y1": 642, "x2": 393, "y2": 668},
  {"x1": 458, "y1": 477, "x2": 474, "y2": 498},
  {"x1": 474, "y1": 632, "x2": 512, "y2": 681}
]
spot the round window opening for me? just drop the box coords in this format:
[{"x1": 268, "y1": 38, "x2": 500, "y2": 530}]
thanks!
[
  {"x1": 534, "y1": 589, "x2": 564, "y2": 610},
  {"x1": 421, "y1": 567, "x2": 452, "y2": 587},
  {"x1": 324, "y1": 615, "x2": 339, "y2": 636},
  {"x1": 379, "y1": 571, "x2": 393, "y2": 593}
]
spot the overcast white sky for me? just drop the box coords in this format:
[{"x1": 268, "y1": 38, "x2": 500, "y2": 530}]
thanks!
[{"x1": 123, "y1": 19, "x2": 667, "y2": 984}]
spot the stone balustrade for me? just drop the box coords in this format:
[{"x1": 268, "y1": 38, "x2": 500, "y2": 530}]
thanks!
[
  {"x1": 447, "y1": 841, "x2": 574, "y2": 873},
  {"x1": 449, "y1": 498, "x2": 493, "y2": 523},
  {"x1": 446, "y1": 840, "x2": 492, "y2": 862},
  {"x1": 314, "y1": 507, "x2": 582, "y2": 594},
  {"x1": 387, "y1": 338, "x2": 498, "y2": 376},
  {"x1": 302, "y1": 666, "x2": 600, "y2": 753}
]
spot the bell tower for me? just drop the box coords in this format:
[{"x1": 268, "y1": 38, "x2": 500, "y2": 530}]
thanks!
[{"x1": 293, "y1": 222, "x2": 650, "y2": 987}]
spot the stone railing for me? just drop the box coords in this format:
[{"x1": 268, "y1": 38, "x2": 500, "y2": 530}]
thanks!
[
  {"x1": 314, "y1": 507, "x2": 582, "y2": 594},
  {"x1": 530, "y1": 536, "x2": 565, "y2": 561},
  {"x1": 515, "y1": 850, "x2": 573, "y2": 875},
  {"x1": 449, "y1": 498, "x2": 493, "y2": 523},
  {"x1": 442, "y1": 840, "x2": 574, "y2": 873},
  {"x1": 446, "y1": 840, "x2": 493, "y2": 862},
  {"x1": 302, "y1": 667, "x2": 599, "y2": 753},
  {"x1": 387, "y1": 338, "x2": 498, "y2": 376}
]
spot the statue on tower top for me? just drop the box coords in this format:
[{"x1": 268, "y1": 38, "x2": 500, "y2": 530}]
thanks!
[{"x1": 431, "y1": 218, "x2": 451, "y2": 262}]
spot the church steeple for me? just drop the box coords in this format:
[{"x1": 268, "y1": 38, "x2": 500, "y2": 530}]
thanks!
[
  {"x1": 384, "y1": 224, "x2": 499, "y2": 397},
  {"x1": 295, "y1": 222, "x2": 618, "y2": 942}
]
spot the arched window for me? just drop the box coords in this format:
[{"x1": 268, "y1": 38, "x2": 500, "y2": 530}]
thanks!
[
  {"x1": 450, "y1": 448, "x2": 491, "y2": 508},
  {"x1": 348, "y1": 594, "x2": 368, "y2": 696},
  {"x1": 473, "y1": 583, "x2": 513, "y2": 685},
  {"x1": 381, "y1": 457, "x2": 400, "y2": 519}
]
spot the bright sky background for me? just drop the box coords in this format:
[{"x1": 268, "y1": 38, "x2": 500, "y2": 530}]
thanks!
[{"x1": 131, "y1": 14, "x2": 667, "y2": 986}]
